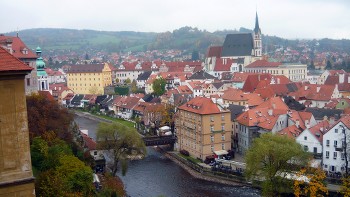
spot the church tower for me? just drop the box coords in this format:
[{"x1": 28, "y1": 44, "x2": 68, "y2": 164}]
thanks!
[
  {"x1": 253, "y1": 11, "x2": 262, "y2": 58},
  {"x1": 36, "y1": 46, "x2": 49, "y2": 91}
]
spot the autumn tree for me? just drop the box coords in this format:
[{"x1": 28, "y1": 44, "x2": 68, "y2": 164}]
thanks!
[
  {"x1": 342, "y1": 176, "x2": 350, "y2": 197},
  {"x1": 152, "y1": 77, "x2": 166, "y2": 96},
  {"x1": 125, "y1": 78, "x2": 131, "y2": 84},
  {"x1": 131, "y1": 79, "x2": 138, "y2": 93},
  {"x1": 294, "y1": 167, "x2": 328, "y2": 197},
  {"x1": 89, "y1": 86, "x2": 99, "y2": 95},
  {"x1": 245, "y1": 133, "x2": 310, "y2": 197},
  {"x1": 26, "y1": 93, "x2": 74, "y2": 142},
  {"x1": 96, "y1": 122, "x2": 146, "y2": 176}
]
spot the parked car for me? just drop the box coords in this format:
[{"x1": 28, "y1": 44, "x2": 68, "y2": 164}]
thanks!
[{"x1": 180, "y1": 149, "x2": 189, "y2": 156}]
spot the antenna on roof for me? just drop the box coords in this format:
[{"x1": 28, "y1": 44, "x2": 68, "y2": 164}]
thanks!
[{"x1": 16, "y1": 27, "x2": 19, "y2": 37}]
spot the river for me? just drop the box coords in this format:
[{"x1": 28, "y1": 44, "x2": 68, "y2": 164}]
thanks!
[{"x1": 74, "y1": 114, "x2": 261, "y2": 197}]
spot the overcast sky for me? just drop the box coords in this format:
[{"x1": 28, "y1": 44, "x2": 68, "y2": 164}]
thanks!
[{"x1": 2, "y1": 0, "x2": 350, "y2": 39}]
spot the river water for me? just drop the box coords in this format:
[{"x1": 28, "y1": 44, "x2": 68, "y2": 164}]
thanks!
[{"x1": 74, "y1": 114, "x2": 261, "y2": 197}]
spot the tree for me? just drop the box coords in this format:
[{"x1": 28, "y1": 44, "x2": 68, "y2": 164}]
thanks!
[
  {"x1": 191, "y1": 50, "x2": 199, "y2": 61},
  {"x1": 294, "y1": 167, "x2": 328, "y2": 197},
  {"x1": 325, "y1": 60, "x2": 332, "y2": 70},
  {"x1": 31, "y1": 137, "x2": 49, "y2": 171},
  {"x1": 125, "y1": 78, "x2": 131, "y2": 84},
  {"x1": 152, "y1": 77, "x2": 166, "y2": 96},
  {"x1": 26, "y1": 93, "x2": 74, "y2": 142},
  {"x1": 89, "y1": 86, "x2": 99, "y2": 95},
  {"x1": 341, "y1": 176, "x2": 350, "y2": 197},
  {"x1": 131, "y1": 79, "x2": 138, "y2": 93},
  {"x1": 245, "y1": 133, "x2": 310, "y2": 196},
  {"x1": 308, "y1": 60, "x2": 315, "y2": 70},
  {"x1": 96, "y1": 122, "x2": 146, "y2": 176}
]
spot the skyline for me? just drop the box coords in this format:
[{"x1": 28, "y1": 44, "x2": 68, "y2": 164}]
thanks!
[{"x1": 1, "y1": 0, "x2": 350, "y2": 39}]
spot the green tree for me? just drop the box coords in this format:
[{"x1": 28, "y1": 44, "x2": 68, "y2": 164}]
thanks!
[
  {"x1": 56, "y1": 155, "x2": 94, "y2": 196},
  {"x1": 96, "y1": 122, "x2": 146, "y2": 176},
  {"x1": 131, "y1": 79, "x2": 138, "y2": 93},
  {"x1": 31, "y1": 137, "x2": 49, "y2": 171},
  {"x1": 152, "y1": 77, "x2": 166, "y2": 96},
  {"x1": 245, "y1": 133, "x2": 310, "y2": 197},
  {"x1": 308, "y1": 60, "x2": 315, "y2": 70},
  {"x1": 325, "y1": 60, "x2": 332, "y2": 70}
]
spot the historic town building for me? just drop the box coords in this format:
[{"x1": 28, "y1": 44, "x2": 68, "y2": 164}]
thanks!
[
  {"x1": 0, "y1": 34, "x2": 38, "y2": 94},
  {"x1": 176, "y1": 97, "x2": 232, "y2": 160},
  {"x1": 66, "y1": 63, "x2": 113, "y2": 95},
  {"x1": 0, "y1": 47, "x2": 35, "y2": 196}
]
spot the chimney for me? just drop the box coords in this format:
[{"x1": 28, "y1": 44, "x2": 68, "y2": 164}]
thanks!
[
  {"x1": 277, "y1": 78, "x2": 280, "y2": 84},
  {"x1": 339, "y1": 73, "x2": 345, "y2": 83},
  {"x1": 296, "y1": 119, "x2": 300, "y2": 128},
  {"x1": 305, "y1": 119, "x2": 310, "y2": 128},
  {"x1": 304, "y1": 85, "x2": 308, "y2": 91},
  {"x1": 272, "y1": 103, "x2": 276, "y2": 109},
  {"x1": 316, "y1": 86, "x2": 320, "y2": 93},
  {"x1": 268, "y1": 109, "x2": 273, "y2": 116}
]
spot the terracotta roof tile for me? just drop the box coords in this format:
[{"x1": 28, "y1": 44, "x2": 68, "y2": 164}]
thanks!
[
  {"x1": 178, "y1": 97, "x2": 225, "y2": 115},
  {"x1": 0, "y1": 47, "x2": 33, "y2": 72}
]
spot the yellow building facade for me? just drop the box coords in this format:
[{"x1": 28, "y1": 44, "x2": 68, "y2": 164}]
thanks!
[
  {"x1": 176, "y1": 97, "x2": 232, "y2": 160},
  {"x1": 0, "y1": 47, "x2": 35, "y2": 196},
  {"x1": 67, "y1": 63, "x2": 112, "y2": 95}
]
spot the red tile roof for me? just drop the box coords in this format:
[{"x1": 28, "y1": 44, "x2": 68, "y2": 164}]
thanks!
[
  {"x1": 38, "y1": 91, "x2": 55, "y2": 101},
  {"x1": 245, "y1": 60, "x2": 282, "y2": 68},
  {"x1": 0, "y1": 47, "x2": 33, "y2": 72},
  {"x1": 278, "y1": 125, "x2": 301, "y2": 139},
  {"x1": 289, "y1": 84, "x2": 336, "y2": 101},
  {"x1": 308, "y1": 120, "x2": 330, "y2": 143},
  {"x1": 178, "y1": 97, "x2": 224, "y2": 115},
  {"x1": 214, "y1": 58, "x2": 236, "y2": 71},
  {"x1": 0, "y1": 35, "x2": 37, "y2": 59}
]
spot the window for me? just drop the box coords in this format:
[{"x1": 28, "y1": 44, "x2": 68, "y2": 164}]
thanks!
[
  {"x1": 210, "y1": 115, "x2": 214, "y2": 122},
  {"x1": 326, "y1": 151, "x2": 329, "y2": 158},
  {"x1": 210, "y1": 135, "x2": 214, "y2": 143},
  {"x1": 304, "y1": 145, "x2": 308, "y2": 151},
  {"x1": 221, "y1": 114, "x2": 225, "y2": 121},
  {"x1": 334, "y1": 140, "x2": 338, "y2": 147},
  {"x1": 211, "y1": 145, "x2": 214, "y2": 152},
  {"x1": 26, "y1": 78, "x2": 30, "y2": 86},
  {"x1": 326, "y1": 140, "x2": 330, "y2": 146},
  {"x1": 221, "y1": 143, "x2": 225, "y2": 150},
  {"x1": 210, "y1": 126, "x2": 214, "y2": 132},
  {"x1": 342, "y1": 153, "x2": 345, "y2": 160},
  {"x1": 221, "y1": 125, "x2": 225, "y2": 131},
  {"x1": 313, "y1": 147, "x2": 317, "y2": 153},
  {"x1": 334, "y1": 152, "x2": 337, "y2": 159},
  {"x1": 221, "y1": 134, "x2": 225, "y2": 141},
  {"x1": 304, "y1": 136, "x2": 307, "y2": 141},
  {"x1": 335, "y1": 129, "x2": 338, "y2": 133}
]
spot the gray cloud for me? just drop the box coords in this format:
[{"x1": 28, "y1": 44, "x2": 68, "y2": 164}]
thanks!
[{"x1": 1, "y1": 0, "x2": 349, "y2": 39}]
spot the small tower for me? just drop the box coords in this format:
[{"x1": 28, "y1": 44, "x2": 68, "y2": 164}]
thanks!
[
  {"x1": 253, "y1": 12, "x2": 262, "y2": 58},
  {"x1": 36, "y1": 46, "x2": 49, "y2": 91}
]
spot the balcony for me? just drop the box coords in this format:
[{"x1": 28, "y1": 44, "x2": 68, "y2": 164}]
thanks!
[{"x1": 335, "y1": 147, "x2": 343, "y2": 152}]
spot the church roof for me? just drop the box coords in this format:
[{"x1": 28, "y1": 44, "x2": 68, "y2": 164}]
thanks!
[
  {"x1": 254, "y1": 12, "x2": 261, "y2": 34},
  {"x1": 221, "y1": 33, "x2": 254, "y2": 57}
]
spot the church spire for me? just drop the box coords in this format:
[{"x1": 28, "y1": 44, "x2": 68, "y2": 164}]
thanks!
[{"x1": 254, "y1": 11, "x2": 261, "y2": 34}]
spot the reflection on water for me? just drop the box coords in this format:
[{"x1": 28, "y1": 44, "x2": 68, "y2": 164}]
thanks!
[{"x1": 74, "y1": 115, "x2": 260, "y2": 197}]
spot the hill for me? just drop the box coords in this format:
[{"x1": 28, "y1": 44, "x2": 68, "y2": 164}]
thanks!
[{"x1": 3, "y1": 27, "x2": 350, "y2": 54}]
